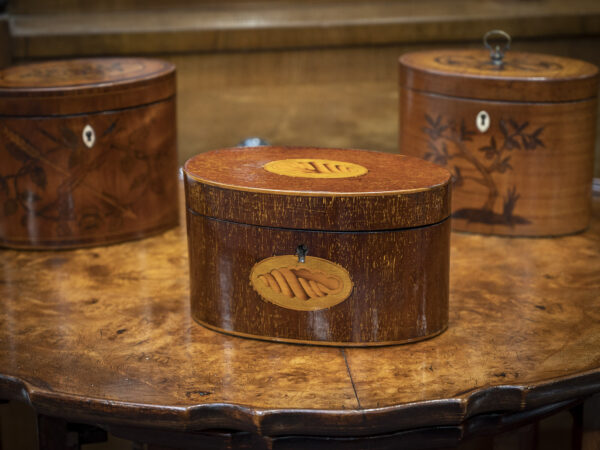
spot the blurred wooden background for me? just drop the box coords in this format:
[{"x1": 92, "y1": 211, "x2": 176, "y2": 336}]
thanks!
[
  {"x1": 1, "y1": 0, "x2": 600, "y2": 176},
  {"x1": 1, "y1": 1, "x2": 600, "y2": 448}
]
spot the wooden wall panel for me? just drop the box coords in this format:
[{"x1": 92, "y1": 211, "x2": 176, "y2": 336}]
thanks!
[
  {"x1": 8, "y1": 0, "x2": 369, "y2": 14},
  {"x1": 8, "y1": 1, "x2": 600, "y2": 57}
]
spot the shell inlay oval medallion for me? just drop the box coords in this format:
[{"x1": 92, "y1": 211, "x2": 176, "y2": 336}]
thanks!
[
  {"x1": 249, "y1": 255, "x2": 353, "y2": 311},
  {"x1": 263, "y1": 159, "x2": 368, "y2": 178}
]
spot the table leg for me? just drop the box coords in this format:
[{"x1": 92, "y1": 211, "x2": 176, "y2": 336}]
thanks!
[
  {"x1": 570, "y1": 403, "x2": 584, "y2": 450},
  {"x1": 36, "y1": 415, "x2": 107, "y2": 450},
  {"x1": 37, "y1": 416, "x2": 77, "y2": 450},
  {"x1": 515, "y1": 423, "x2": 538, "y2": 450},
  {"x1": 0, "y1": 400, "x2": 5, "y2": 450}
]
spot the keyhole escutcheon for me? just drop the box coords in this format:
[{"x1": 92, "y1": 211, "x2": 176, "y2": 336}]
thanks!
[
  {"x1": 296, "y1": 244, "x2": 308, "y2": 263},
  {"x1": 82, "y1": 124, "x2": 96, "y2": 148},
  {"x1": 476, "y1": 111, "x2": 490, "y2": 133}
]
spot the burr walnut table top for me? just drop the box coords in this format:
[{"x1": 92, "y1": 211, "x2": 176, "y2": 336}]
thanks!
[{"x1": 0, "y1": 187, "x2": 599, "y2": 438}]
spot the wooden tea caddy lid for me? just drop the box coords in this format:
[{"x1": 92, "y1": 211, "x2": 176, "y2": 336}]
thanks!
[
  {"x1": 399, "y1": 42, "x2": 599, "y2": 103},
  {"x1": 184, "y1": 146, "x2": 452, "y2": 231},
  {"x1": 0, "y1": 57, "x2": 175, "y2": 115}
]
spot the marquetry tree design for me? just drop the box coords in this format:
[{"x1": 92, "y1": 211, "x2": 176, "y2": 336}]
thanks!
[
  {"x1": 423, "y1": 114, "x2": 545, "y2": 226},
  {"x1": 0, "y1": 116, "x2": 170, "y2": 237}
]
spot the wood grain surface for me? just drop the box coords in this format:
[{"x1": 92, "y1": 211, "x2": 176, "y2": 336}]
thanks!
[
  {"x1": 399, "y1": 49, "x2": 598, "y2": 236},
  {"x1": 0, "y1": 58, "x2": 175, "y2": 115},
  {"x1": 0, "y1": 184, "x2": 599, "y2": 438},
  {"x1": 184, "y1": 147, "x2": 451, "y2": 230},
  {"x1": 399, "y1": 49, "x2": 598, "y2": 102},
  {"x1": 185, "y1": 147, "x2": 450, "y2": 345},
  {"x1": 0, "y1": 98, "x2": 179, "y2": 249},
  {"x1": 184, "y1": 147, "x2": 452, "y2": 194},
  {"x1": 7, "y1": 0, "x2": 600, "y2": 57},
  {"x1": 187, "y1": 212, "x2": 449, "y2": 345},
  {"x1": 0, "y1": 58, "x2": 179, "y2": 248}
]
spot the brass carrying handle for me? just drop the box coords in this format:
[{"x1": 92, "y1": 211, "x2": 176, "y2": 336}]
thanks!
[{"x1": 483, "y1": 30, "x2": 511, "y2": 66}]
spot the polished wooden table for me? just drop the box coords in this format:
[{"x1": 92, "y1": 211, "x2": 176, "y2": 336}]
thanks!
[{"x1": 1, "y1": 190, "x2": 599, "y2": 449}]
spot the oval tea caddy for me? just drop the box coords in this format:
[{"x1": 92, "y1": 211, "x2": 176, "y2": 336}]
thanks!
[
  {"x1": 184, "y1": 146, "x2": 452, "y2": 346},
  {"x1": 0, "y1": 58, "x2": 179, "y2": 248},
  {"x1": 399, "y1": 34, "x2": 599, "y2": 236}
]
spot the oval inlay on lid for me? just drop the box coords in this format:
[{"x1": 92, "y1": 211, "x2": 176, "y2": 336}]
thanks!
[{"x1": 264, "y1": 158, "x2": 368, "y2": 179}]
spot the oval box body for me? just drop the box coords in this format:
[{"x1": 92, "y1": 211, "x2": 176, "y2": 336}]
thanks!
[
  {"x1": 399, "y1": 49, "x2": 598, "y2": 236},
  {"x1": 184, "y1": 147, "x2": 451, "y2": 346},
  {"x1": 0, "y1": 58, "x2": 179, "y2": 248}
]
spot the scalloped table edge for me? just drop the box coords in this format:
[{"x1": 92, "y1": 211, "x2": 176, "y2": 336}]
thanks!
[{"x1": 1, "y1": 368, "x2": 599, "y2": 437}]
